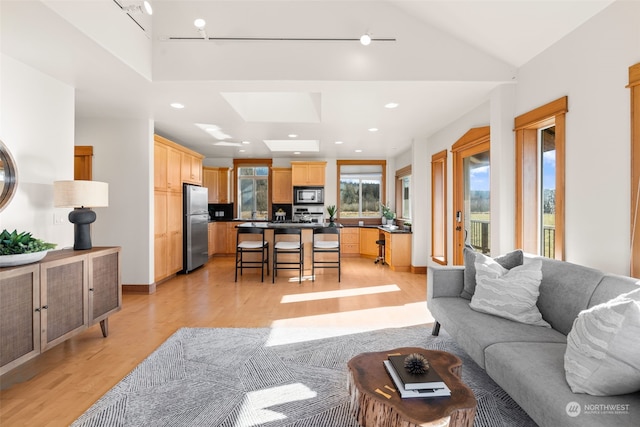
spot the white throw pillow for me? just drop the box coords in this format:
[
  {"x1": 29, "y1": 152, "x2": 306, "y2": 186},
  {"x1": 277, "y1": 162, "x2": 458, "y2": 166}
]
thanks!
[
  {"x1": 564, "y1": 288, "x2": 640, "y2": 396},
  {"x1": 470, "y1": 254, "x2": 550, "y2": 327}
]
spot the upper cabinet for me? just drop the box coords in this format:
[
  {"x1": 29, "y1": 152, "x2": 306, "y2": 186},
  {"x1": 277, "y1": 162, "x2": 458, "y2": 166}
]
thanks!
[
  {"x1": 154, "y1": 135, "x2": 203, "y2": 190},
  {"x1": 272, "y1": 168, "x2": 292, "y2": 203},
  {"x1": 203, "y1": 167, "x2": 230, "y2": 203},
  {"x1": 291, "y1": 161, "x2": 326, "y2": 186}
]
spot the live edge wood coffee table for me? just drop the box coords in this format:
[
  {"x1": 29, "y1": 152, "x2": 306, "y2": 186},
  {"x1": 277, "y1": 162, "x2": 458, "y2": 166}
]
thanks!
[{"x1": 347, "y1": 347, "x2": 476, "y2": 427}]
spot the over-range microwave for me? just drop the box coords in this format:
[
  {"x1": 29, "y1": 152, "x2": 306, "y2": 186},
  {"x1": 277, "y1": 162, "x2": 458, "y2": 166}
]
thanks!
[{"x1": 293, "y1": 186, "x2": 324, "y2": 205}]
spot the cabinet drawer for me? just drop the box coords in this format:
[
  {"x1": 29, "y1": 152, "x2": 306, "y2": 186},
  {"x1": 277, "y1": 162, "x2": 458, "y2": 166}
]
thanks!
[
  {"x1": 342, "y1": 243, "x2": 360, "y2": 254},
  {"x1": 341, "y1": 230, "x2": 359, "y2": 244}
]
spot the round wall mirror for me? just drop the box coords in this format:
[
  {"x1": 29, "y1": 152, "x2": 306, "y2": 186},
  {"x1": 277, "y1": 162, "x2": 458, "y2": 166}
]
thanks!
[{"x1": 0, "y1": 140, "x2": 18, "y2": 212}]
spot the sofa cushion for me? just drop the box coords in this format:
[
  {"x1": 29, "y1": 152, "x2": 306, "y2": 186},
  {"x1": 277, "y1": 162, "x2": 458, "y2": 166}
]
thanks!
[
  {"x1": 564, "y1": 289, "x2": 640, "y2": 396},
  {"x1": 427, "y1": 296, "x2": 565, "y2": 368},
  {"x1": 461, "y1": 248, "x2": 523, "y2": 299},
  {"x1": 470, "y1": 255, "x2": 550, "y2": 327},
  {"x1": 536, "y1": 257, "x2": 605, "y2": 335},
  {"x1": 588, "y1": 274, "x2": 640, "y2": 308},
  {"x1": 485, "y1": 341, "x2": 640, "y2": 427}
]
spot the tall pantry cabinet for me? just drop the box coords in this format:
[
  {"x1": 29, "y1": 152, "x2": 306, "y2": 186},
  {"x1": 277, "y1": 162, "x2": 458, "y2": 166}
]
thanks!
[{"x1": 154, "y1": 135, "x2": 203, "y2": 283}]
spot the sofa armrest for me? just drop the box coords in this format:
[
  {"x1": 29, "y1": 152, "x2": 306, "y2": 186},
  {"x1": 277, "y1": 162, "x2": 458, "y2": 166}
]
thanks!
[{"x1": 427, "y1": 265, "x2": 465, "y2": 300}]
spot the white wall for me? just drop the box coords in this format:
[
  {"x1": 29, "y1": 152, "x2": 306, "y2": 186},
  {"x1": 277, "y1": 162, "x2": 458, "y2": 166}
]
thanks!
[
  {"x1": 515, "y1": 0, "x2": 639, "y2": 274},
  {"x1": 75, "y1": 119, "x2": 153, "y2": 286},
  {"x1": 421, "y1": 0, "x2": 640, "y2": 276},
  {"x1": 0, "y1": 54, "x2": 75, "y2": 248}
]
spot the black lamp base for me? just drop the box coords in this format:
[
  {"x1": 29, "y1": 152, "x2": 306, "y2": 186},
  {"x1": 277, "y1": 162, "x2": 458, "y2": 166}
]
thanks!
[{"x1": 68, "y1": 208, "x2": 96, "y2": 250}]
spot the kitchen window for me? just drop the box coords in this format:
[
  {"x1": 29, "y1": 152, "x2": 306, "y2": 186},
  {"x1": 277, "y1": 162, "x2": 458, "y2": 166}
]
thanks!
[
  {"x1": 337, "y1": 160, "x2": 386, "y2": 223},
  {"x1": 233, "y1": 159, "x2": 272, "y2": 220}
]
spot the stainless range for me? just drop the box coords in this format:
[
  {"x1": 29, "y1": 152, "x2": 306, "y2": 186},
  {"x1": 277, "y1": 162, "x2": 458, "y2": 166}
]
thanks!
[{"x1": 292, "y1": 205, "x2": 324, "y2": 223}]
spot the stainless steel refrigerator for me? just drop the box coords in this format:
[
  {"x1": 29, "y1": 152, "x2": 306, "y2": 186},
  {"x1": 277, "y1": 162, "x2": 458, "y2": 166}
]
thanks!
[{"x1": 183, "y1": 184, "x2": 209, "y2": 273}]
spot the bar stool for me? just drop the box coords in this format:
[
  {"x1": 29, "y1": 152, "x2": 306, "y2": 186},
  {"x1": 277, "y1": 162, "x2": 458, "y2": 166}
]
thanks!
[
  {"x1": 312, "y1": 227, "x2": 341, "y2": 282},
  {"x1": 374, "y1": 238, "x2": 385, "y2": 265},
  {"x1": 235, "y1": 227, "x2": 269, "y2": 282},
  {"x1": 273, "y1": 228, "x2": 303, "y2": 283}
]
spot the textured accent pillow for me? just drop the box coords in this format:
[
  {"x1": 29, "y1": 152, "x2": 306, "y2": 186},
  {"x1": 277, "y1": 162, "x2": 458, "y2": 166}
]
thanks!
[
  {"x1": 461, "y1": 248, "x2": 524, "y2": 300},
  {"x1": 469, "y1": 254, "x2": 550, "y2": 327},
  {"x1": 564, "y1": 288, "x2": 640, "y2": 396}
]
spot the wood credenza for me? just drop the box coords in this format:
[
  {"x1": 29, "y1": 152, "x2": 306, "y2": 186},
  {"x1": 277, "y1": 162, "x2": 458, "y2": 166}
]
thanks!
[{"x1": 0, "y1": 247, "x2": 121, "y2": 375}]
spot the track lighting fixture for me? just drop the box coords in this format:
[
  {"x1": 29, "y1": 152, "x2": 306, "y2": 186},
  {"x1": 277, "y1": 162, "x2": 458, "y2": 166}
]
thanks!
[
  {"x1": 194, "y1": 18, "x2": 208, "y2": 39},
  {"x1": 122, "y1": 0, "x2": 153, "y2": 15}
]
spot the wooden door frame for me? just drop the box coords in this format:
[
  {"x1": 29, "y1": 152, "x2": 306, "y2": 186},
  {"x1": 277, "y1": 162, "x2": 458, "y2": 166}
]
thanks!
[
  {"x1": 629, "y1": 63, "x2": 640, "y2": 278},
  {"x1": 451, "y1": 127, "x2": 490, "y2": 265}
]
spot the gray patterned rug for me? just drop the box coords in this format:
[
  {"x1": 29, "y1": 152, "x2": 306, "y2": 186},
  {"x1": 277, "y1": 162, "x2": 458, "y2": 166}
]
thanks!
[{"x1": 72, "y1": 325, "x2": 537, "y2": 426}]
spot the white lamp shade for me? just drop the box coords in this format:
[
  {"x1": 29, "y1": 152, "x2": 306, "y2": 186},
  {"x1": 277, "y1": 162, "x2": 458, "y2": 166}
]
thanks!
[{"x1": 53, "y1": 180, "x2": 109, "y2": 208}]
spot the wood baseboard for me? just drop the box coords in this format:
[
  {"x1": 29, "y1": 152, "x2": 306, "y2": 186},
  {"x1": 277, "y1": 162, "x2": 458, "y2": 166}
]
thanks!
[
  {"x1": 122, "y1": 283, "x2": 157, "y2": 294},
  {"x1": 411, "y1": 265, "x2": 427, "y2": 274}
]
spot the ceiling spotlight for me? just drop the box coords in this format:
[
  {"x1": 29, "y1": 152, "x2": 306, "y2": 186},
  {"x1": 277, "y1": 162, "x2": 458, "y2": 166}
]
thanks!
[
  {"x1": 294, "y1": 151, "x2": 301, "y2": 155},
  {"x1": 194, "y1": 18, "x2": 208, "y2": 39},
  {"x1": 288, "y1": 134, "x2": 298, "y2": 138},
  {"x1": 122, "y1": 1, "x2": 153, "y2": 15},
  {"x1": 335, "y1": 141, "x2": 344, "y2": 145},
  {"x1": 355, "y1": 149, "x2": 363, "y2": 153},
  {"x1": 385, "y1": 102, "x2": 399, "y2": 109},
  {"x1": 242, "y1": 141, "x2": 251, "y2": 145},
  {"x1": 170, "y1": 102, "x2": 184, "y2": 109},
  {"x1": 360, "y1": 33, "x2": 372, "y2": 46},
  {"x1": 368, "y1": 127, "x2": 378, "y2": 132}
]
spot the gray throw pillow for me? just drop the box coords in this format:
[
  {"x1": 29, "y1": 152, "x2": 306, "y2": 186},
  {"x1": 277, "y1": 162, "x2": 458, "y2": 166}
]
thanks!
[
  {"x1": 470, "y1": 254, "x2": 550, "y2": 327},
  {"x1": 564, "y1": 288, "x2": 640, "y2": 396},
  {"x1": 461, "y1": 248, "x2": 524, "y2": 299}
]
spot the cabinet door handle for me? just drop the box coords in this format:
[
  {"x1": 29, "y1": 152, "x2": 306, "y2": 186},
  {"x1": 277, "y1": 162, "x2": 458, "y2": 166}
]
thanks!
[
  {"x1": 35, "y1": 307, "x2": 41, "y2": 312},
  {"x1": 42, "y1": 305, "x2": 48, "y2": 310},
  {"x1": 89, "y1": 288, "x2": 94, "y2": 291}
]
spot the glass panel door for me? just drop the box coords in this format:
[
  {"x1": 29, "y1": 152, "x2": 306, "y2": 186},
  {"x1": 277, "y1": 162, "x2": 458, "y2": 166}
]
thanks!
[{"x1": 464, "y1": 151, "x2": 490, "y2": 254}]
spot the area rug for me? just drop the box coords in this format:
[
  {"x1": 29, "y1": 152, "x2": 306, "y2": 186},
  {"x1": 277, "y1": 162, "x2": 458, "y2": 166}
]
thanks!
[{"x1": 72, "y1": 325, "x2": 537, "y2": 427}]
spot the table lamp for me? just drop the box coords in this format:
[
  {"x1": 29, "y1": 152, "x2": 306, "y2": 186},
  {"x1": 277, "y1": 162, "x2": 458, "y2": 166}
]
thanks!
[{"x1": 53, "y1": 180, "x2": 109, "y2": 250}]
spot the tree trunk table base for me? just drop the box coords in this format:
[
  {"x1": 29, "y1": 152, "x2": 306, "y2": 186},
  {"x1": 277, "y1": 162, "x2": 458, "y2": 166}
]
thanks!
[{"x1": 347, "y1": 347, "x2": 476, "y2": 427}]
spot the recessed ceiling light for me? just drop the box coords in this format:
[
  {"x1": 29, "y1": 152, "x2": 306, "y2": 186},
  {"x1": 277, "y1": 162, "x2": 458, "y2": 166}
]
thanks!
[
  {"x1": 368, "y1": 128, "x2": 378, "y2": 132},
  {"x1": 242, "y1": 141, "x2": 251, "y2": 145},
  {"x1": 335, "y1": 141, "x2": 344, "y2": 145},
  {"x1": 385, "y1": 102, "x2": 399, "y2": 109},
  {"x1": 263, "y1": 139, "x2": 319, "y2": 152},
  {"x1": 355, "y1": 149, "x2": 363, "y2": 153},
  {"x1": 293, "y1": 151, "x2": 301, "y2": 155},
  {"x1": 194, "y1": 18, "x2": 206, "y2": 29},
  {"x1": 360, "y1": 34, "x2": 371, "y2": 46},
  {"x1": 288, "y1": 134, "x2": 298, "y2": 138},
  {"x1": 170, "y1": 103, "x2": 184, "y2": 109},
  {"x1": 239, "y1": 149, "x2": 246, "y2": 153}
]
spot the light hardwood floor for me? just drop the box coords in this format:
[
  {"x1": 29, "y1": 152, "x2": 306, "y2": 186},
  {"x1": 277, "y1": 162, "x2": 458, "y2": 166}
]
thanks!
[{"x1": 0, "y1": 256, "x2": 432, "y2": 426}]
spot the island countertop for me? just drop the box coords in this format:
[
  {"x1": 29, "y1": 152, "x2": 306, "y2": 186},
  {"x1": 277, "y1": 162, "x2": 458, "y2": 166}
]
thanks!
[{"x1": 236, "y1": 222, "x2": 343, "y2": 229}]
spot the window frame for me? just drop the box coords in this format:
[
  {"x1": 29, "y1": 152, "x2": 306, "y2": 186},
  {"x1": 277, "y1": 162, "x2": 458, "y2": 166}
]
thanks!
[
  {"x1": 233, "y1": 158, "x2": 273, "y2": 220},
  {"x1": 515, "y1": 96, "x2": 567, "y2": 260},
  {"x1": 395, "y1": 165, "x2": 412, "y2": 221},
  {"x1": 431, "y1": 150, "x2": 447, "y2": 265},
  {"x1": 336, "y1": 160, "x2": 386, "y2": 225}
]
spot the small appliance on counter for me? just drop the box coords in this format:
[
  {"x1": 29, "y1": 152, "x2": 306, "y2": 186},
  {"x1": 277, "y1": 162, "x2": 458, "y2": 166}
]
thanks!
[
  {"x1": 292, "y1": 205, "x2": 324, "y2": 223},
  {"x1": 272, "y1": 203, "x2": 292, "y2": 222}
]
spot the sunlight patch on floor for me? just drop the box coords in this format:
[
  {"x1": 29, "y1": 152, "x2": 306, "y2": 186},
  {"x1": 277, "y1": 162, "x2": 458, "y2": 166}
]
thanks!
[
  {"x1": 265, "y1": 301, "x2": 434, "y2": 346},
  {"x1": 234, "y1": 383, "x2": 317, "y2": 427},
  {"x1": 280, "y1": 284, "x2": 401, "y2": 303}
]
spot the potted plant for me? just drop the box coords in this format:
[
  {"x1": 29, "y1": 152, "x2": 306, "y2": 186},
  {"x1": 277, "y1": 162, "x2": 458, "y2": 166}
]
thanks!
[
  {"x1": 326, "y1": 205, "x2": 337, "y2": 223},
  {"x1": 380, "y1": 202, "x2": 395, "y2": 224},
  {"x1": 0, "y1": 229, "x2": 56, "y2": 267},
  {"x1": 403, "y1": 220, "x2": 412, "y2": 231}
]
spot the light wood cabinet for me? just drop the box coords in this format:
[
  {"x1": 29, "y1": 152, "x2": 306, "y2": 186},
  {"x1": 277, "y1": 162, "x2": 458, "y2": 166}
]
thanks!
[
  {"x1": 203, "y1": 167, "x2": 230, "y2": 203},
  {"x1": 181, "y1": 152, "x2": 202, "y2": 185},
  {"x1": 1, "y1": 247, "x2": 121, "y2": 375},
  {"x1": 272, "y1": 168, "x2": 293, "y2": 203},
  {"x1": 208, "y1": 223, "x2": 215, "y2": 256},
  {"x1": 341, "y1": 227, "x2": 360, "y2": 254},
  {"x1": 359, "y1": 227, "x2": 380, "y2": 257},
  {"x1": 380, "y1": 230, "x2": 412, "y2": 272},
  {"x1": 291, "y1": 161, "x2": 326, "y2": 186},
  {"x1": 154, "y1": 134, "x2": 204, "y2": 282}
]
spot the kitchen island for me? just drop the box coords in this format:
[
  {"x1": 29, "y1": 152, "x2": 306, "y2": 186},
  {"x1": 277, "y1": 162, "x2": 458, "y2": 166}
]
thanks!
[{"x1": 235, "y1": 222, "x2": 343, "y2": 279}]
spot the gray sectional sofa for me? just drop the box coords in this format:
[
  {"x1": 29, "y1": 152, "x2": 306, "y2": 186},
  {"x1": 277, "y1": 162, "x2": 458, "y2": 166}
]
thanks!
[{"x1": 427, "y1": 255, "x2": 640, "y2": 427}]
